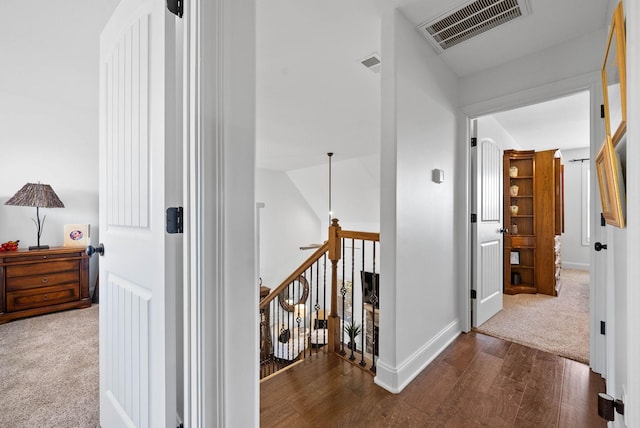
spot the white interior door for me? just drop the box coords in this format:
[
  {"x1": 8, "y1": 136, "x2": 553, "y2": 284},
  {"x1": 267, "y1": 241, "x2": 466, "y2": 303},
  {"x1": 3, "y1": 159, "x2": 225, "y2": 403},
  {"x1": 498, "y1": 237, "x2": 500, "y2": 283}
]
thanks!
[
  {"x1": 99, "y1": 0, "x2": 177, "y2": 426},
  {"x1": 471, "y1": 121, "x2": 504, "y2": 327}
]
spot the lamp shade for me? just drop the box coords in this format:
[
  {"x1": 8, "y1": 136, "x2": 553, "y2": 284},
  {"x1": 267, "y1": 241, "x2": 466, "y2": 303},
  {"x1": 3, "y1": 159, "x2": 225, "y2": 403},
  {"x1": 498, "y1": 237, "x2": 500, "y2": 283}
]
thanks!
[
  {"x1": 5, "y1": 183, "x2": 65, "y2": 208},
  {"x1": 5, "y1": 182, "x2": 65, "y2": 250}
]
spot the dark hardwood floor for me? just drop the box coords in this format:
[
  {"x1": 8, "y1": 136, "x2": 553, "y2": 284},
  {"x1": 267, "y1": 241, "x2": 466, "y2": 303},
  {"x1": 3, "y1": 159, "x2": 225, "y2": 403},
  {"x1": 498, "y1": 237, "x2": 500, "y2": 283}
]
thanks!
[{"x1": 260, "y1": 332, "x2": 606, "y2": 427}]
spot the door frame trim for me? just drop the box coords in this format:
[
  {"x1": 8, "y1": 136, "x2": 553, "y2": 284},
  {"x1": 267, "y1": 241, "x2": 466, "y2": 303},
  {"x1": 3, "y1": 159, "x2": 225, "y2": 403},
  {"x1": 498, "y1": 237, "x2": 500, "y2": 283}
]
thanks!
[
  {"x1": 459, "y1": 71, "x2": 605, "y2": 374},
  {"x1": 183, "y1": 0, "x2": 258, "y2": 426}
]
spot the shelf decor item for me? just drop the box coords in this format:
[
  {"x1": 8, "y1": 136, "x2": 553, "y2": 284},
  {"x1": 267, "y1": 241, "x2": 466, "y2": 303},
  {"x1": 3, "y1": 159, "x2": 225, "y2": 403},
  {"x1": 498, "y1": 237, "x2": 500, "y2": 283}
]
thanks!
[
  {"x1": 4, "y1": 182, "x2": 65, "y2": 250},
  {"x1": 510, "y1": 204, "x2": 519, "y2": 216},
  {"x1": 602, "y1": 1, "x2": 626, "y2": 146},
  {"x1": 509, "y1": 166, "x2": 518, "y2": 177},
  {"x1": 510, "y1": 184, "x2": 519, "y2": 197}
]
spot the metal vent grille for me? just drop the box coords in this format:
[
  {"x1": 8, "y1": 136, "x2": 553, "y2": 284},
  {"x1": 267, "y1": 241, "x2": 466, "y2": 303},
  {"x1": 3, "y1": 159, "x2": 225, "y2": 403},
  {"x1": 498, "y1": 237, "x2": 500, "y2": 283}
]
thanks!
[
  {"x1": 360, "y1": 53, "x2": 381, "y2": 74},
  {"x1": 418, "y1": 0, "x2": 531, "y2": 52}
]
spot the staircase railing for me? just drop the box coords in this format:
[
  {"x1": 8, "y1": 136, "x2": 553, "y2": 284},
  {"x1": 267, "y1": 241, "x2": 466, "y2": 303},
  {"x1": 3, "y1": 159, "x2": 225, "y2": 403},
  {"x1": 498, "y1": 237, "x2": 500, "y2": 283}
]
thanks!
[{"x1": 259, "y1": 219, "x2": 380, "y2": 379}]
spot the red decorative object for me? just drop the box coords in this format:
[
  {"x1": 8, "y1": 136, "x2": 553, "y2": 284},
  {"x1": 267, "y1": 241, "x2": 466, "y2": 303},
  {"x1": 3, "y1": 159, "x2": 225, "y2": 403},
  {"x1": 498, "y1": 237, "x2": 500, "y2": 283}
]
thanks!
[{"x1": 0, "y1": 240, "x2": 20, "y2": 252}]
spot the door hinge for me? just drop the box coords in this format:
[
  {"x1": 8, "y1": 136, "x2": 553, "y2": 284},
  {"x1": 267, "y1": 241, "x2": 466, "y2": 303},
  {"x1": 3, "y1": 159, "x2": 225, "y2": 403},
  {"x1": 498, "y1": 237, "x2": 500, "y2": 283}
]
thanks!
[
  {"x1": 471, "y1": 137, "x2": 477, "y2": 147},
  {"x1": 601, "y1": 212, "x2": 606, "y2": 227},
  {"x1": 600, "y1": 321, "x2": 606, "y2": 335},
  {"x1": 166, "y1": 207, "x2": 184, "y2": 234},
  {"x1": 601, "y1": 104, "x2": 605, "y2": 119},
  {"x1": 167, "y1": 0, "x2": 183, "y2": 18},
  {"x1": 471, "y1": 213, "x2": 477, "y2": 223},
  {"x1": 471, "y1": 289, "x2": 477, "y2": 299}
]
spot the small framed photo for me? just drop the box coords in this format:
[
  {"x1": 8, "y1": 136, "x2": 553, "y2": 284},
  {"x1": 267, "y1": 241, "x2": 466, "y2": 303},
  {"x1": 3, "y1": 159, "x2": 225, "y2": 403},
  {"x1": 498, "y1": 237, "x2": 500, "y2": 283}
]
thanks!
[
  {"x1": 510, "y1": 251, "x2": 520, "y2": 265},
  {"x1": 64, "y1": 224, "x2": 90, "y2": 247}
]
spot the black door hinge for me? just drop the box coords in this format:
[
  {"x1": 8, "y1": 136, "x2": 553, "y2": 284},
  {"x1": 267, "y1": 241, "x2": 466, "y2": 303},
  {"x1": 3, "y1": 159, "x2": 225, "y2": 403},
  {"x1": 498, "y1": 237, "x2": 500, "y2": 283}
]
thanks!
[
  {"x1": 471, "y1": 213, "x2": 477, "y2": 223},
  {"x1": 166, "y1": 207, "x2": 184, "y2": 234},
  {"x1": 471, "y1": 137, "x2": 477, "y2": 147},
  {"x1": 601, "y1": 212, "x2": 606, "y2": 227},
  {"x1": 600, "y1": 321, "x2": 606, "y2": 335},
  {"x1": 601, "y1": 104, "x2": 605, "y2": 119},
  {"x1": 471, "y1": 289, "x2": 477, "y2": 299},
  {"x1": 167, "y1": 0, "x2": 183, "y2": 18}
]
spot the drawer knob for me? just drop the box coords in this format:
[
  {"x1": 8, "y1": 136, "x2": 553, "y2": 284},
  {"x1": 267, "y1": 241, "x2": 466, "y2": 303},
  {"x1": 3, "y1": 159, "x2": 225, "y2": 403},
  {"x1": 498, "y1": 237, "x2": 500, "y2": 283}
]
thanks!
[
  {"x1": 43, "y1": 294, "x2": 48, "y2": 300},
  {"x1": 42, "y1": 277, "x2": 49, "y2": 283}
]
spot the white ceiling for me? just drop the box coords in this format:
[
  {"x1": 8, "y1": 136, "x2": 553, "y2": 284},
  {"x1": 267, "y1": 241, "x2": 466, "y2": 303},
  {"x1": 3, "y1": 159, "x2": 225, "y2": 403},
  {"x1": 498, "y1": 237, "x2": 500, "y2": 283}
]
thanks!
[
  {"x1": 257, "y1": 0, "x2": 608, "y2": 171},
  {"x1": 487, "y1": 90, "x2": 591, "y2": 152}
]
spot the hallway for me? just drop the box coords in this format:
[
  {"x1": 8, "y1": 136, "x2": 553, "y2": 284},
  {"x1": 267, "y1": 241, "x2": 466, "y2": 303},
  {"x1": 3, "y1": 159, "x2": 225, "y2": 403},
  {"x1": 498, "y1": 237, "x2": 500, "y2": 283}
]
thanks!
[{"x1": 261, "y1": 332, "x2": 606, "y2": 427}]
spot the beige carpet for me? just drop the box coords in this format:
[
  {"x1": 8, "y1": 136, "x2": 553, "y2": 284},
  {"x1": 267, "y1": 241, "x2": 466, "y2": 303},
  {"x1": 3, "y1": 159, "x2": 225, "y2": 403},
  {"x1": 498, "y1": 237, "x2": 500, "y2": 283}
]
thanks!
[
  {"x1": 475, "y1": 269, "x2": 589, "y2": 364},
  {"x1": 0, "y1": 305, "x2": 99, "y2": 428}
]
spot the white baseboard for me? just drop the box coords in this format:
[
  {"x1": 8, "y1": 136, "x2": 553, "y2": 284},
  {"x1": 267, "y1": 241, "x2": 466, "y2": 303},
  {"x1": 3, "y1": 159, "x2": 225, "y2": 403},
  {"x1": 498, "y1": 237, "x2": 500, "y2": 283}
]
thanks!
[
  {"x1": 562, "y1": 262, "x2": 590, "y2": 271},
  {"x1": 374, "y1": 320, "x2": 460, "y2": 393}
]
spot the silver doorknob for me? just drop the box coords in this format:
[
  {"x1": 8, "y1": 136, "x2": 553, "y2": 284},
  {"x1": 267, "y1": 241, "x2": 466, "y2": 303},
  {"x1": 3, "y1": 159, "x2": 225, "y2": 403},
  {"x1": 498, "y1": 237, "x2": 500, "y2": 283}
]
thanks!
[{"x1": 86, "y1": 244, "x2": 105, "y2": 257}]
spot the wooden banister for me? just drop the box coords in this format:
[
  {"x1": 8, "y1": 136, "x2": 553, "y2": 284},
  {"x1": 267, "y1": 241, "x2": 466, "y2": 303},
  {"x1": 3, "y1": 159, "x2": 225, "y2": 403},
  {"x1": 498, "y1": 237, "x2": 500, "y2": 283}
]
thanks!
[
  {"x1": 328, "y1": 218, "x2": 342, "y2": 352},
  {"x1": 259, "y1": 242, "x2": 329, "y2": 311},
  {"x1": 259, "y1": 219, "x2": 381, "y2": 378},
  {"x1": 338, "y1": 230, "x2": 380, "y2": 242}
]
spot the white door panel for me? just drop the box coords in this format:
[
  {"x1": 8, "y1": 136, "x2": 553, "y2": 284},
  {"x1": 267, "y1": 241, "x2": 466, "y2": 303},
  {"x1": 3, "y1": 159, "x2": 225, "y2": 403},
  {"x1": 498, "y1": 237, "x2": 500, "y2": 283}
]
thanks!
[
  {"x1": 99, "y1": 0, "x2": 177, "y2": 426},
  {"x1": 472, "y1": 123, "x2": 504, "y2": 327}
]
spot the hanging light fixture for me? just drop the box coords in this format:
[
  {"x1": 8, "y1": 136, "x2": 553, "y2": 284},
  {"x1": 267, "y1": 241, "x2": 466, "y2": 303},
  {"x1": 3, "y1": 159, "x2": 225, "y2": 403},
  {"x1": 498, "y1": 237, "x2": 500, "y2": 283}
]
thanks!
[
  {"x1": 299, "y1": 152, "x2": 335, "y2": 250},
  {"x1": 328, "y1": 152, "x2": 333, "y2": 223}
]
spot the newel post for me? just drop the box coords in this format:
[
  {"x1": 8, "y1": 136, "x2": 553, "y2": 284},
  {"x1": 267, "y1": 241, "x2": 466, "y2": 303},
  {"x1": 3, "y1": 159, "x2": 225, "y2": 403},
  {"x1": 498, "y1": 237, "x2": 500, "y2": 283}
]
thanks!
[{"x1": 328, "y1": 218, "x2": 341, "y2": 353}]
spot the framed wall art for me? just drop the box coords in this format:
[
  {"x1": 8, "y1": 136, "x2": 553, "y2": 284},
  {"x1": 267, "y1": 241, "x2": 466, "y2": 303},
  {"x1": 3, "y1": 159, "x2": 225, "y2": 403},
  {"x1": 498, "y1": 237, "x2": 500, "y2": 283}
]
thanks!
[
  {"x1": 595, "y1": 136, "x2": 626, "y2": 228},
  {"x1": 602, "y1": 1, "x2": 626, "y2": 146}
]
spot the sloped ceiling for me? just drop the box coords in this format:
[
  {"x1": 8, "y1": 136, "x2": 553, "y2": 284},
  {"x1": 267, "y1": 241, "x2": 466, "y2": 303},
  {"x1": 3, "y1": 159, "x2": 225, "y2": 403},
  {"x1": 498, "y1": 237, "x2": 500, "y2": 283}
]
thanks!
[{"x1": 257, "y1": 0, "x2": 608, "y2": 172}]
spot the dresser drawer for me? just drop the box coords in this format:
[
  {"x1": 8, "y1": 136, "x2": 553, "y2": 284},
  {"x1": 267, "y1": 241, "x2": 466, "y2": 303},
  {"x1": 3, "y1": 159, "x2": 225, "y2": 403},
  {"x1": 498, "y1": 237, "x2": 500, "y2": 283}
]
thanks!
[
  {"x1": 6, "y1": 271, "x2": 79, "y2": 292},
  {"x1": 1, "y1": 252, "x2": 78, "y2": 263},
  {"x1": 7, "y1": 284, "x2": 79, "y2": 311},
  {"x1": 6, "y1": 260, "x2": 79, "y2": 278}
]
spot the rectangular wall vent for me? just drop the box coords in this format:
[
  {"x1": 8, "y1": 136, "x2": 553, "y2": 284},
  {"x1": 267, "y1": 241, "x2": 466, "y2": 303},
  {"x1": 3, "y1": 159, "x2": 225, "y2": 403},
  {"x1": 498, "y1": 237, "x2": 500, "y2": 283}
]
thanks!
[
  {"x1": 360, "y1": 53, "x2": 381, "y2": 74},
  {"x1": 418, "y1": 0, "x2": 531, "y2": 52}
]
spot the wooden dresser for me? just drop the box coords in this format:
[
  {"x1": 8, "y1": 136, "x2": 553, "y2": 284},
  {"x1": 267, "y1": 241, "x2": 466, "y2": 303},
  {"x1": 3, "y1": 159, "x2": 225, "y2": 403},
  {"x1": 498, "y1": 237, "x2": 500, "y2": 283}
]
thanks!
[{"x1": 0, "y1": 247, "x2": 91, "y2": 324}]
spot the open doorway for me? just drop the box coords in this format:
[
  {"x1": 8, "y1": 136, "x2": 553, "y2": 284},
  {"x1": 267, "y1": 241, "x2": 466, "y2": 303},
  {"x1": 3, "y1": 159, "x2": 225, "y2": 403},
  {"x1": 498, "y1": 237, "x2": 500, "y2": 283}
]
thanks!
[{"x1": 472, "y1": 90, "x2": 592, "y2": 364}]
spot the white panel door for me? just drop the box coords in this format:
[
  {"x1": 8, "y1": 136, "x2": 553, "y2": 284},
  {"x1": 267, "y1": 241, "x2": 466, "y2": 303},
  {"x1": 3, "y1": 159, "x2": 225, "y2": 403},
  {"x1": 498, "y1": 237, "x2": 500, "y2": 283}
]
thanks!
[
  {"x1": 472, "y1": 127, "x2": 504, "y2": 327},
  {"x1": 99, "y1": 0, "x2": 177, "y2": 426}
]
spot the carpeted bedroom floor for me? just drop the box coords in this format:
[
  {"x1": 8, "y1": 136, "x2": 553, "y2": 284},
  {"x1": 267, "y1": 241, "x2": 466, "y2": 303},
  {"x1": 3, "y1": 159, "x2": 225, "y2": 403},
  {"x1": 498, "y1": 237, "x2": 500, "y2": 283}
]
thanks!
[
  {"x1": 475, "y1": 269, "x2": 590, "y2": 363},
  {"x1": 0, "y1": 305, "x2": 99, "y2": 428}
]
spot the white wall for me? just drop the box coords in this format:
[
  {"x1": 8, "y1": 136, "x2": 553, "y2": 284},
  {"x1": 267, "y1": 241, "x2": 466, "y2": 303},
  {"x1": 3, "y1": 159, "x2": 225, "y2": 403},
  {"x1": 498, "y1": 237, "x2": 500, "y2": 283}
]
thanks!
[
  {"x1": 560, "y1": 148, "x2": 591, "y2": 270},
  {"x1": 376, "y1": 8, "x2": 461, "y2": 393},
  {"x1": 0, "y1": 0, "x2": 119, "y2": 294},
  {"x1": 256, "y1": 168, "x2": 321, "y2": 288},
  {"x1": 287, "y1": 154, "x2": 381, "y2": 233},
  {"x1": 623, "y1": 0, "x2": 640, "y2": 423},
  {"x1": 459, "y1": 28, "x2": 606, "y2": 108},
  {"x1": 477, "y1": 115, "x2": 521, "y2": 151}
]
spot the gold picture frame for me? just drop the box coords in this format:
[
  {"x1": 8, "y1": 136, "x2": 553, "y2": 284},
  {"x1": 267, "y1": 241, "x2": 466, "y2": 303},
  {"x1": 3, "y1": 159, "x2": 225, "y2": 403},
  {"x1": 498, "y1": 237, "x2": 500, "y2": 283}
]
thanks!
[
  {"x1": 595, "y1": 136, "x2": 625, "y2": 228},
  {"x1": 602, "y1": 1, "x2": 626, "y2": 146}
]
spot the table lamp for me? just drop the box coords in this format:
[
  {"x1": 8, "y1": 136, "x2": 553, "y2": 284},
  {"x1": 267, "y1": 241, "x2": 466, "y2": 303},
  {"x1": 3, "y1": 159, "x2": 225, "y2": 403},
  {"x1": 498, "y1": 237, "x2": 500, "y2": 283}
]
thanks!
[{"x1": 5, "y1": 182, "x2": 65, "y2": 250}]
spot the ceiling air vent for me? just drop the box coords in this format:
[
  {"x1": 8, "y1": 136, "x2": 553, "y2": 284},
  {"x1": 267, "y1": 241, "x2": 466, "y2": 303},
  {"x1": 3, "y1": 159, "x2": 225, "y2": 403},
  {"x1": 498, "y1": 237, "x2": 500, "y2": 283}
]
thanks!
[
  {"x1": 418, "y1": 0, "x2": 531, "y2": 53},
  {"x1": 360, "y1": 53, "x2": 381, "y2": 73}
]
